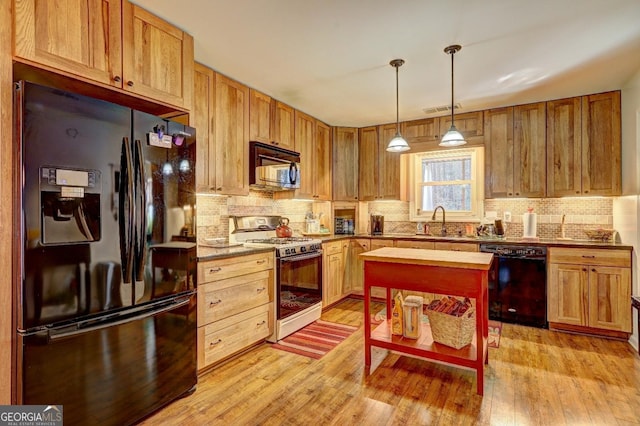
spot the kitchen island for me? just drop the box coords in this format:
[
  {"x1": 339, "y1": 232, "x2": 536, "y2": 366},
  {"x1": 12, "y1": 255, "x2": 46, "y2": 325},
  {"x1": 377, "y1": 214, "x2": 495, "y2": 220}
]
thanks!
[{"x1": 360, "y1": 247, "x2": 494, "y2": 395}]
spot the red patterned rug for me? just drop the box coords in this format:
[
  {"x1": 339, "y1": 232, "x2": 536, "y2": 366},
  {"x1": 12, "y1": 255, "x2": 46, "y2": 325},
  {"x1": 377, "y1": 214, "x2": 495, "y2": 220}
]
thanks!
[{"x1": 271, "y1": 320, "x2": 358, "y2": 359}]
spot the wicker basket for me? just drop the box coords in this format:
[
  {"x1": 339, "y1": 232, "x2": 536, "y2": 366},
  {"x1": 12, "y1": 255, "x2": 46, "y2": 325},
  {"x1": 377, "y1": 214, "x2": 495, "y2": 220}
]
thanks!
[{"x1": 426, "y1": 307, "x2": 475, "y2": 349}]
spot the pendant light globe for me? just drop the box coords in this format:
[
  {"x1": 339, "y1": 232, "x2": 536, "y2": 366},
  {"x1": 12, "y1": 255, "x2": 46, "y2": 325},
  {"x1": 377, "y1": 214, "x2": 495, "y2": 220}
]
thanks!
[
  {"x1": 386, "y1": 59, "x2": 409, "y2": 152},
  {"x1": 440, "y1": 45, "x2": 466, "y2": 147}
]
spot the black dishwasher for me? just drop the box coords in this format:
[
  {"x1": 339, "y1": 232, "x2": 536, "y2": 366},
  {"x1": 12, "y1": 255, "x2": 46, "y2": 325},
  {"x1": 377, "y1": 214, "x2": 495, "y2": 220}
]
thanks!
[{"x1": 480, "y1": 244, "x2": 547, "y2": 328}]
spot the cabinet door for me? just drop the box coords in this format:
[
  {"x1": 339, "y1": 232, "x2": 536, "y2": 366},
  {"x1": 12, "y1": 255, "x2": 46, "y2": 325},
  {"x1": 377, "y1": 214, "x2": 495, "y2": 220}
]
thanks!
[
  {"x1": 122, "y1": 2, "x2": 194, "y2": 109},
  {"x1": 514, "y1": 102, "x2": 546, "y2": 198},
  {"x1": 14, "y1": 0, "x2": 122, "y2": 87},
  {"x1": 349, "y1": 239, "x2": 370, "y2": 293},
  {"x1": 587, "y1": 266, "x2": 631, "y2": 332},
  {"x1": 547, "y1": 97, "x2": 581, "y2": 196},
  {"x1": 323, "y1": 252, "x2": 344, "y2": 306},
  {"x1": 332, "y1": 127, "x2": 359, "y2": 201},
  {"x1": 378, "y1": 124, "x2": 401, "y2": 200},
  {"x1": 484, "y1": 107, "x2": 514, "y2": 198},
  {"x1": 548, "y1": 263, "x2": 587, "y2": 326},
  {"x1": 581, "y1": 91, "x2": 621, "y2": 196},
  {"x1": 214, "y1": 74, "x2": 249, "y2": 195},
  {"x1": 439, "y1": 111, "x2": 484, "y2": 146},
  {"x1": 249, "y1": 89, "x2": 272, "y2": 143},
  {"x1": 340, "y1": 241, "x2": 351, "y2": 295},
  {"x1": 315, "y1": 121, "x2": 332, "y2": 200},
  {"x1": 294, "y1": 110, "x2": 316, "y2": 199},
  {"x1": 401, "y1": 117, "x2": 439, "y2": 149},
  {"x1": 273, "y1": 101, "x2": 295, "y2": 151},
  {"x1": 358, "y1": 127, "x2": 378, "y2": 201},
  {"x1": 192, "y1": 63, "x2": 215, "y2": 191}
]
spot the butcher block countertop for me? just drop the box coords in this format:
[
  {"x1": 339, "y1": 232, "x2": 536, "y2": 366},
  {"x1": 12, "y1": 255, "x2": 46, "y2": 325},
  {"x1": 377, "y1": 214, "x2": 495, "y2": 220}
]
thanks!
[{"x1": 359, "y1": 247, "x2": 494, "y2": 270}]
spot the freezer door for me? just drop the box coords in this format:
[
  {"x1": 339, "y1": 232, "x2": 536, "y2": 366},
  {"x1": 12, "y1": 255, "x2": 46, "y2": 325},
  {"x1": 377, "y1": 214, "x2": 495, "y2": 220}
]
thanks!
[
  {"x1": 17, "y1": 294, "x2": 197, "y2": 426},
  {"x1": 18, "y1": 82, "x2": 134, "y2": 329},
  {"x1": 132, "y1": 111, "x2": 196, "y2": 304}
]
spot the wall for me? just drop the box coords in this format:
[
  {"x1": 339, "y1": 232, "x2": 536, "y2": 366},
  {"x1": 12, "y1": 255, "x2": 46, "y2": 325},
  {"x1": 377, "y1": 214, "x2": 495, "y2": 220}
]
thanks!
[
  {"x1": 368, "y1": 198, "x2": 614, "y2": 240},
  {"x1": 614, "y1": 66, "x2": 640, "y2": 351}
]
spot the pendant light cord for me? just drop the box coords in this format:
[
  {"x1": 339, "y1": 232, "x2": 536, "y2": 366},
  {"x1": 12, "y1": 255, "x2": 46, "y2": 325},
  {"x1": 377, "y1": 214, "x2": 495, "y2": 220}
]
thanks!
[
  {"x1": 395, "y1": 64, "x2": 400, "y2": 133},
  {"x1": 450, "y1": 48, "x2": 455, "y2": 127}
]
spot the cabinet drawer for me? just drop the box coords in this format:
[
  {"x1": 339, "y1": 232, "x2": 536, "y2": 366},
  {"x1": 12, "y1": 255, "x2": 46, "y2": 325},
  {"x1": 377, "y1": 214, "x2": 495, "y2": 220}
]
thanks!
[
  {"x1": 396, "y1": 240, "x2": 435, "y2": 249},
  {"x1": 198, "y1": 251, "x2": 274, "y2": 283},
  {"x1": 323, "y1": 241, "x2": 343, "y2": 255},
  {"x1": 434, "y1": 242, "x2": 479, "y2": 252},
  {"x1": 198, "y1": 270, "x2": 271, "y2": 325},
  {"x1": 549, "y1": 247, "x2": 630, "y2": 267},
  {"x1": 198, "y1": 304, "x2": 271, "y2": 370}
]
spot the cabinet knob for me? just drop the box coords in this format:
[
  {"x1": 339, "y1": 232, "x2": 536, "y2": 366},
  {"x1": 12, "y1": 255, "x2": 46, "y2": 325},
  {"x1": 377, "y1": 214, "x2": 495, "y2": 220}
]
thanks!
[
  {"x1": 591, "y1": 268, "x2": 596, "y2": 272},
  {"x1": 582, "y1": 268, "x2": 587, "y2": 272},
  {"x1": 508, "y1": 193, "x2": 512, "y2": 196},
  {"x1": 515, "y1": 193, "x2": 520, "y2": 196},
  {"x1": 113, "y1": 76, "x2": 121, "y2": 83},
  {"x1": 256, "y1": 259, "x2": 266, "y2": 264},
  {"x1": 209, "y1": 299, "x2": 222, "y2": 307},
  {"x1": 256, "y1": 287, "x2": 266, "y2": 293},
  {"x1": 576, "y1": 191, "x2": 580, "y2": 194},
  {"x1": 210, "y1": 339, "x2": 222, "y2": 347},
  {"x1": 216, "y1": 187, "x2": 222, "y2": 191},
  {"x1": 127, "y1": 81, "x2": 134, "y2": 87},
  {"x1": 209, "y1": 267, "x2": 222, "y2": 273},
  {"x1": 256, "y1": 320, "x2": 266, "y2": 326},
  {"x1": 584, "y1": 190, "x2": 589, "y2": 194}
]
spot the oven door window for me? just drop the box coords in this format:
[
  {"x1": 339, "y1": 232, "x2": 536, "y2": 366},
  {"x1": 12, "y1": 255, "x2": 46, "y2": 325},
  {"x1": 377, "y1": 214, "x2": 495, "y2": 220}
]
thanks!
[{"x1": 278, "y1": 253, "x2": 322, "y2": 319}]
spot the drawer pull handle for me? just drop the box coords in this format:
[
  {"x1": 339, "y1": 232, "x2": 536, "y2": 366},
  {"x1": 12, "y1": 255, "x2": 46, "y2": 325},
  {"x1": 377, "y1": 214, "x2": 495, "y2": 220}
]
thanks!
[
  {"x1": 209, "y1": 299, "x2": 222, "y2": 307},
  {"x1": 582, "y1": 255, "x2": 596, "y2": 258},
  {"x1": 256, "y1": 287, "x2": 266, "y2": 293},
  {"x1": 256, "y1": 320, "x2": 266, "y2": 326},
  {"x1": 256, "y1": 259, "x2": 266, "y2": 264},
  {"x1": 209, "y1": 267, "x2": 222, "y2": 273},
  {"x1": 209, "y1": 339, "x2": 222, "y2": 347}
]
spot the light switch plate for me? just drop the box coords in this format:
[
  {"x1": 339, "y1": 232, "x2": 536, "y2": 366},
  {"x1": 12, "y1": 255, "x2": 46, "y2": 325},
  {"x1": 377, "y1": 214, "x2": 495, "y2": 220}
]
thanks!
[{"x1": 504, "y1": 211, "x2": 512, "y2": 223}]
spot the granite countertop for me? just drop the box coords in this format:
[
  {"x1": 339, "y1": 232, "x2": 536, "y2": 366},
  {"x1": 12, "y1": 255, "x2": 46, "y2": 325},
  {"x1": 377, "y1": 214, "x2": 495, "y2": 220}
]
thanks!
[
  {"x1": 310, "y1": 233, "x2": 632, "y2": 250},
  {"x1": 197, "y1": 245, "x2": 274, "y2": 261}
]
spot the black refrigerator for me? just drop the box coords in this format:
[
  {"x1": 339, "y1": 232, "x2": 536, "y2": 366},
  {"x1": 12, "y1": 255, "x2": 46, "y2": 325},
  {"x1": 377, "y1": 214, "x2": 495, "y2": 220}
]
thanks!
[{"x1": 14, "y1": 81, "x2": 198, "y2": 425}]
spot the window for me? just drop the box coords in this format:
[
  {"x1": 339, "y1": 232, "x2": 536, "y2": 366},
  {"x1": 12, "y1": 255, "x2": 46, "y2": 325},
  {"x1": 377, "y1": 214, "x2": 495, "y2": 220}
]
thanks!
[{"x1": 408, "y1": 147, "x2": 484, "y2": 222}]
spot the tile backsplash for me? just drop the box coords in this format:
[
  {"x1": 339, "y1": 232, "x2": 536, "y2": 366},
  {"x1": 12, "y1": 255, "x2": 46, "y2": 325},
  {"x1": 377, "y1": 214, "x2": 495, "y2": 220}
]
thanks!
[{"x1": 196, "y1": 191, "x2": 614, "y2": 242}]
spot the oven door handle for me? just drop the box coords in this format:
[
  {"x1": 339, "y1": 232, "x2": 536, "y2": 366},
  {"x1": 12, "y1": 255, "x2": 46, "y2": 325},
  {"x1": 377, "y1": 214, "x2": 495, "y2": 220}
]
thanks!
[{"x1": 280, "y1": 251, "x2": 323, "y2": 263}]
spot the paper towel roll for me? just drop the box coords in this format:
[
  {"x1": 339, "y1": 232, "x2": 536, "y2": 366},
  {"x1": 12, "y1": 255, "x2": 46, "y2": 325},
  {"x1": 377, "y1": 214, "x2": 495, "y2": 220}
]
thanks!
[{"x1": 523, "y1": 212, "x2": 537, "y2": 238}]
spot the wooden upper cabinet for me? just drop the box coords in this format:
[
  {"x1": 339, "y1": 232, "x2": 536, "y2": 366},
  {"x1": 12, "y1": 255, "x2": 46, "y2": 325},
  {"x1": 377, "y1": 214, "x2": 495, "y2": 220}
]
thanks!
[
  {"x1": 248, "y1": 92, "x2": 295, "y2": 151},
  {"x1": 358, "y1": 126, "x2": 379, "y2": 201},
  {"x1": 122, "y1": 2, "x2": 193, "y2": 109},
  {"x1": 315, "y1": 121, "x2": 332, "y2": 200},
  {"x1": 273, "y1": 101, "x2": 295, "y2": 151},
  {"x1": 293, "y1": 110, "x2": 316, "y2": 199},
  {"x1": 485, "y1": 103, "x2": 546, "y2": 198},
  {"x1": 484, "y1": 107, "x2": 514, "y2": 198},
  {"x1": 192, "y1": 63, "x2": 215, "y2": 191},
  {"x1": 378, "y1": 124, "x2": 401, "y2": 200},
  {"x1": 547, "y1": 97, "x2": 582, "y2": 196},
  {"x1": 14, "y1": 0, "x2": 194, "y2": 110},
  {"x1": 332, "y1": 127, "x2": 359, "y2": 201},
  {"x1": 439, "y1": 111, "x2": 484, "y2": 145},
  {"x1": 581, "y1": 91, "x2": 621, "y2": 196},
  {"x1": 513, "y1": 102, "x2": 546, "y2": 198},
  {"x1": 14, "y1": 0, "x2": 122, "y2": 87},
  {"x1": 401, "y1": 117, "x2": 440, "y2": 151},
  {"x1": 547, "y1": 92, "x2": 621, "y2": 197},
  {"x1": 249, "y1": 89, "x2": 272, "y2": 143},
  {"x1": 214, "y1": 74, "x2": 249, "y2": 195}
]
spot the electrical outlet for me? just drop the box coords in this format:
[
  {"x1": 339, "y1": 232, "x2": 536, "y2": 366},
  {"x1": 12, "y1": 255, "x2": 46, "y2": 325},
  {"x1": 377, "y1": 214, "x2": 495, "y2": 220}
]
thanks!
[{"x1": 504, "y1": 211, "x2": 512, "y2": 223}]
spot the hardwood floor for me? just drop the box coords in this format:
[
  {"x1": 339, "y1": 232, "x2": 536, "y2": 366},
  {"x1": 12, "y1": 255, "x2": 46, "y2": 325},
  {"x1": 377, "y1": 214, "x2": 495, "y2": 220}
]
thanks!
[{"x1": 140, "y1": 298, "x2": 640, "y2": 425}]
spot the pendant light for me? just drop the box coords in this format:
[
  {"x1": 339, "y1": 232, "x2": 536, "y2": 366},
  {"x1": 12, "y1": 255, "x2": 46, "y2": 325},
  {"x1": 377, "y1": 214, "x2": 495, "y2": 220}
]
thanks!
[
  {"x1": 440, "y1": 45, "x2": 466, "y2": 147},
  {"x1": 386, "y1": 59, "x2": 410, "y2": 152}
]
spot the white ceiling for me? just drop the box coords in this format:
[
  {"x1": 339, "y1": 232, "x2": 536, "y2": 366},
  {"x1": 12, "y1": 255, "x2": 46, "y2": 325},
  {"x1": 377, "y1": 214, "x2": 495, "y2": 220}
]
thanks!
[{"x1": 132, "y1": 0, "x2": 640, "y2": 127}]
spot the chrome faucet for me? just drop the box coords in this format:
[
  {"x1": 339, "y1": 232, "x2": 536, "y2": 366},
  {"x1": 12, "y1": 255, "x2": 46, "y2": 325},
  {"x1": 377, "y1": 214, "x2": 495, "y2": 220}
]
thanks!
[{"x1": 432, "y1": 205, "x2": 446, "y2": 236}]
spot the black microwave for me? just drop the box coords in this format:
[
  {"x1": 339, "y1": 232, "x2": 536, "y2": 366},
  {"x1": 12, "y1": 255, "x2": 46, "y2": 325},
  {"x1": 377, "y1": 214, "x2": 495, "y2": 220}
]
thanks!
[{"x1": 249, "y1": 141, "x2": 301, "y2": 191}]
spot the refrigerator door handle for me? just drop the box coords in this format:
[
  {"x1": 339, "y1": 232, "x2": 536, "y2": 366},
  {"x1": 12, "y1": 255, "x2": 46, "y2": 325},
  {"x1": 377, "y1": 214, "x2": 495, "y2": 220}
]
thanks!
[
  {"x1": 48, "y1": 297, "x2": 192, "y2": 341},
  {"x1": 119, "y1": 137, "x2": 135, "y2": 285},
  {"x1": 133, "y1": 139, "x2": 147, "y2": 282}
]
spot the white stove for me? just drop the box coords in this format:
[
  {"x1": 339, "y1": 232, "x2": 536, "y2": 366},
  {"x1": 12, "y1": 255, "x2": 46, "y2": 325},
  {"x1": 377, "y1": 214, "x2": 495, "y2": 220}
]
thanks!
[{"x1": 229, "y1": 216, "x2": 324, "y2": 342}]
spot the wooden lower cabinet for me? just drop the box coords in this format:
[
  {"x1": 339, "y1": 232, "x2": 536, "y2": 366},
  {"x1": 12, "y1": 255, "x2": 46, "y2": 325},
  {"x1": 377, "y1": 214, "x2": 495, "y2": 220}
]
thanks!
[
  {"x1": 348, "y1": 239, "x2": 370, "y2": 294},
  {"x1": 197, "y1": 251, "x2": 274, "y2": 371},
  {"x1": 322, "y1": 240, "x2": 349, "y2": 307},
  {"x1": 547, "y1": 247, "x2": 631, "y2": 338}
]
